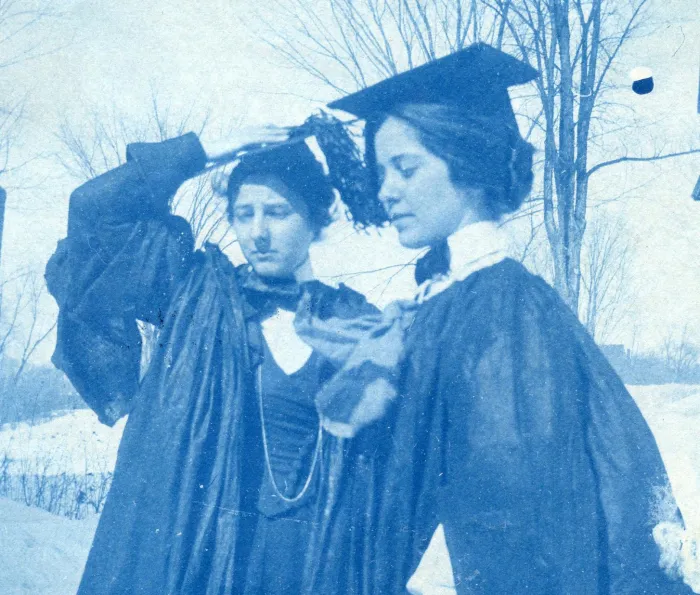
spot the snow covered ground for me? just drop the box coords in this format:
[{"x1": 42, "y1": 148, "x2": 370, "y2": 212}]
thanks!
[
  {"x1": 632, "y1": 385, "x2": 700, "y2": 538},
  {"x1": 0, "y1": 409, "x2": 126, "y2": 476},
  {"x1": 0, "y1": 384, "x2": 698, "y2": 594},
  {"x1": 0, "y1": 498, "x2": 97, "y2": 595}
]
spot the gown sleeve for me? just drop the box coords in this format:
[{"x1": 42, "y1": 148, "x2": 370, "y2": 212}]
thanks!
[
  {"x1": 45, "y1": 133, "x2": 208, "y2": 425},
  {"x1": 438, "y1": 270, "x2": 690, "y2": 594}
]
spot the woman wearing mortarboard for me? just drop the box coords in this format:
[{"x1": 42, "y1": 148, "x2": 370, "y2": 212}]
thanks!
[
  {"x1": 44, "y1": 115, "x2": 385, "y2": 593},
  {"x1": 297, "y1": 43, "x2": 694, "y2": 593}
]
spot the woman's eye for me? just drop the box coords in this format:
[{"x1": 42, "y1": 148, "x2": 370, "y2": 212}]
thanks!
[
  {"x1": 233, "y1": 210, "x2": 253, "y2": 222},
  {"x1": 267, "y1": 207, "x2": 291, "y2": 219},
  {"x1": 397, "y1": 165, "x2": 417, "y2": 179}
]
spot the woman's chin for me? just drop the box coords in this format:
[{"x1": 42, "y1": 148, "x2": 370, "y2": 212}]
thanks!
[
  {"x1": 250, "y1": 261, "x2": 287, "y2": 278},
  {"x1": 396, "y1": 228, "x2": 431, "y2": 250}
]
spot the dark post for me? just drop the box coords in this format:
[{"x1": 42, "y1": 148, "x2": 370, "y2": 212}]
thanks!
[
  {"x1": 0, "y1": 186, "x2": 5, "y2": 318},
  {"x1": 0, "y1": 186, "x2": 5, "y2": 263},
  {"x1": 694, "y1": 61, "x2": 700, "y2": 201}
]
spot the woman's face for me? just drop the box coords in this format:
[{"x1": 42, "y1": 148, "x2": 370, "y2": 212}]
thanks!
[
  {"x1": 374, "y1": 116, "x2": 472, "y2": 249},
  {"x1": 231, "y1": 178, "x2": 316, "y2": 279}
]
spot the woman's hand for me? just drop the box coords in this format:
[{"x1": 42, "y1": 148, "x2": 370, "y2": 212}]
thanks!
[{"x1": 200, "y1": 125, "x2": 290, "y2": 162}]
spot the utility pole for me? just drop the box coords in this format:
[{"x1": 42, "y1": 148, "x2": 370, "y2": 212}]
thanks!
[
  {"x1": 0, "y1": 186, "x2": 5, "y2": 258},
  {"x1": 695, "y1": 65, "x2": 700, "y2": 200},
  {"x1": 0, "y1": 186, "x2": 5, "y2": 318}
]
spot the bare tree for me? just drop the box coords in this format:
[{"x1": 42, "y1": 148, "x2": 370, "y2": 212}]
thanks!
[
  {"x1": 489, "y1": 0, "x2": 700, "y2": 311},
  {"x1": 9, "y1": 270, "x2": 56, "y2": 382},
  {"x1": 1, "y1": 1, "x2": 63, "y2": 350},
  {"x1": 0, "y1": 267, "x2": 57, "y2": 422},
  {"x1": 0, "y1": 268, "x2": 56, "y2": 377},
  {"x1": 662, "y1": 325, "x2": 700, "y2": 383},
  {"x1": 55, "y1": 92, "x2": 235, "y2": 249},
  {"x1": 0, "y1": 99, "x2": 24, "y2": 179},
  {"x1": 578, "y1": 214, "x2": 631, "y2": 343},
  {"x1": 0, "y1": 0, "x2": 61, "y2": 179},
  {"x1": 259, "y1": 0, "x2": 506, "y2": 94},
  {"x1": 263, "y1": 0, "x2": 699, "y2": 316}
]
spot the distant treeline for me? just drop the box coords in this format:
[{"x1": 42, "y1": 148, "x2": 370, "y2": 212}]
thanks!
[
  {"x1": 601, "y1": 344, "x2": 700, "y2": 385},
  {"x1": 1, "y1": 345, "x2": 699, "y2": 428},
  {"x1": 0, "y1": 361, "x2": 84, "y2": 426},
  {"x1": 0, "y1": 361, "x2": 110, "y2": 519}
]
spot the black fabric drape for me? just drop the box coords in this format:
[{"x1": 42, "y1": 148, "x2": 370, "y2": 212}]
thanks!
[
  {"x1": 47, "y1": 133, "x2": 207, "y2": 426},
  {"x1": 303, "y1": 259, "x2": 692, "y2": 595}
]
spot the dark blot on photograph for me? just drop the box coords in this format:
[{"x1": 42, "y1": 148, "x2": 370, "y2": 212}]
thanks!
[{"x1": 630, "y1": 66, "x2": 654, "y2": 95}]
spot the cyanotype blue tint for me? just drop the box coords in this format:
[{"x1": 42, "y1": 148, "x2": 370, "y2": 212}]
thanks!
[
  {"x1": 43, "y1": 44, "x2": 693, "y2": 594},
  {"x1": 46, "y1": 131, "x2": 380, "y2": 593}
]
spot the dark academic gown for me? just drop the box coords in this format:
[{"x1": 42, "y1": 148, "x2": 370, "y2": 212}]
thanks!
[
  {"x1": 44, "y1": 134, "x2": 376, "y2": 595},
  {"x1": 303, "y1": 259, "x2": 692, "y2": 594}
]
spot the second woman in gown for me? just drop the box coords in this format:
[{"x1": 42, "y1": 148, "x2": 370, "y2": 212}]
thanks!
[{"x1": 300, "y1": 43, "x2": 693, "y2": 594}]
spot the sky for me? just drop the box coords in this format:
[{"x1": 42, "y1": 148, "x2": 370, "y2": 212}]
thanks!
[{"x1": 0, "y1": 0, "x2": 699, "y2": 363}]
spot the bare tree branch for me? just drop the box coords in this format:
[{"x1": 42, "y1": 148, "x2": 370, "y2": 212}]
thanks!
[
  {"x1": 579, "y1": 214, "x2": 632, "y2": 342},
  {"x1": 587, "y1": 149, "x2": 700, "y2": 178},
  {"x1": 55, "y1": 93, "x2": 224, "y2": 247},
  {"x1": 0, "y1": 268, "x2": 55, "y2": 384},
  {"x1": 261, "y1": 0, "x2": 696, "y2": 325}
]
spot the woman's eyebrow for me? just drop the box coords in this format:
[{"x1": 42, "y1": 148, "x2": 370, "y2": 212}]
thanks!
[{"x1": 390, "y1": 153, "x2": 419, "y2": 165}]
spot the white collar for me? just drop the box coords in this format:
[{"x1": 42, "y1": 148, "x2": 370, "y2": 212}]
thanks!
[
  {"x1": 415, "y1": 220, "x2": 510, "y2": 303},
  {"x1": 446, "y1": 220, "x2": 510, "y2": 282}
]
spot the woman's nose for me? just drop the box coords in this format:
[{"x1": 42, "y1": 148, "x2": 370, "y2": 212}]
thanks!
[
  {"x1": 251, "y1": 215, "x2": 270, "y2": 243},
  {"x1": 378, "y1": 177, "x2": 401, "y2": 211}
]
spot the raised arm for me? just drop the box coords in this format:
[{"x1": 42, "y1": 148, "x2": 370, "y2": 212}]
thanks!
[
  {"x1": 46, "y1": 133, "x2": 207, "y2": 425},
  {"x1": 46, "y1": 125, "x2": 292, "y2": 425}
]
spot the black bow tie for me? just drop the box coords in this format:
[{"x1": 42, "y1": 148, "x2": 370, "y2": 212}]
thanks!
[
  {"x1": 240, "y1": 268, "x2": 304, "y2": 316},
  {"x1": 414, "y1": 240, "x2": 451, "y2": 285}
]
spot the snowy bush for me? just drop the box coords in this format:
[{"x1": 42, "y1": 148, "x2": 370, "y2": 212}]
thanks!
[{"x1": 0, "y1": 409, "x2": 124, "y2": 519}]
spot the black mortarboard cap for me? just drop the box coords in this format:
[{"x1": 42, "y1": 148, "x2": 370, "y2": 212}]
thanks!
[{"x1": 328, "y1": 43, "x2": 538, "y2": 127}]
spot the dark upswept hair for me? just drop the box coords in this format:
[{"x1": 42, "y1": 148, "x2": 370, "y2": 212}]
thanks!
[
  {"x1": 226, "y1": 141, "x2": 335, "y2": 233},
  {"x1": 364, "y1": 103, "x2": 535, "y2": 219},
  {"x1": 225, "y1": 112, "x2": 388, "y2": 232}
]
